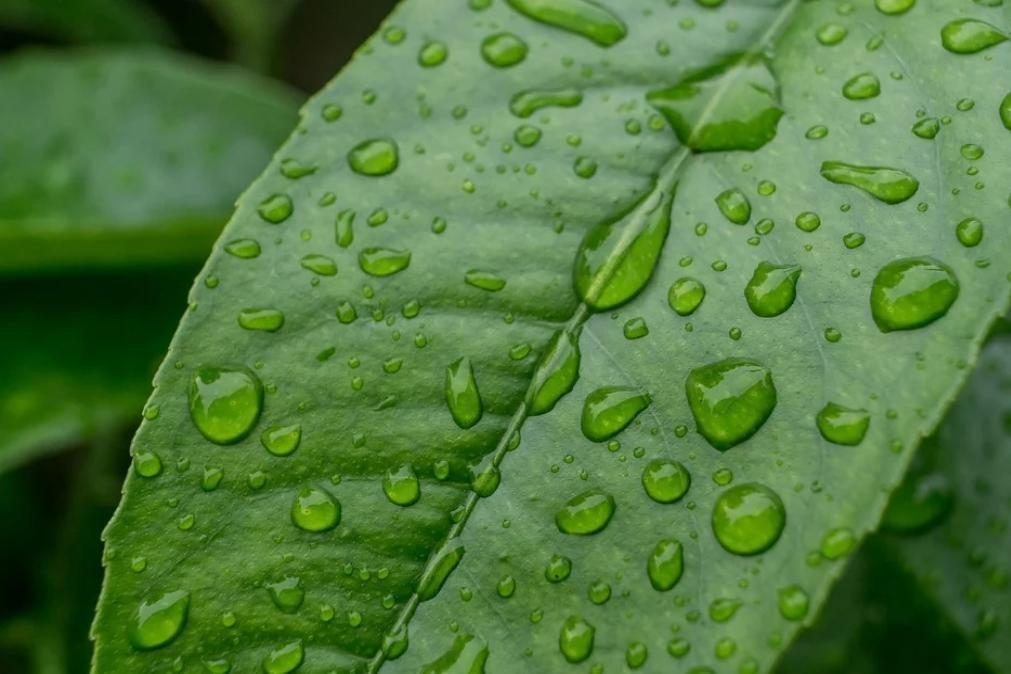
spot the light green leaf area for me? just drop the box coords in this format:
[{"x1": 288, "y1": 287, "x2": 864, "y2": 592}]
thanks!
[
  {"x1": 0, "y1": 0, "x2": 172, "y2": 44},
  {"x1": 93, "y1": 0, "x2": 1011, "y2": 673},
  {"x1": 0, "y1": 49, "x2": 300, "y2": 275},
  {"x1": 881, "y1": 334, "x2": 1011, "y2": 673}
]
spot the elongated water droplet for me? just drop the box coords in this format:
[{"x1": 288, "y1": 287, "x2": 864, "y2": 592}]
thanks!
[
  {"x1": 686, "y1": 358, "x2": 777, "y2": 451},
  {"x1": 816, "y1": 403, "x2": 869, "y2": 445},
  {"x1": 816, "y1": 23, "x2": 848, "y2": 45},
  {"x1": 509, "y1": 87, "x2": 583, "y2": 118},
  {"x1": 581, "y1": 386, "x2": 651, "y2": 441},
  {"x1": 464, "y1": 270, "x2": 506, "y2": 291},
  {"x1": 574, "y1": 167, "x2": 674, "y2": 311},
  {"x1": 647, "y1": 539, "x2": 684, "y2": 591},
  {"x1": 842, "y1": 72, "x2": 880, "y2": 100},
  {"x1": 715, "y1": 187, "x2": 750, "y2": 224},
  {"x1": 1001, "y1": 92, "x2": 1011, "y2": 130},
  {"x1": 384, "y1": 463, "x2": 420, "y2": 506},
  {"x1": 940, "y1": 19, "x2": 1007, "y2": 54},
  {"x1": 129, "y1": 590, "x2": 189, "y2": 650},
  {"x1": 529, "y1": 330, "x2": 580, "y2": 415},
  {"x1": 225, "y1": 238, "x2": 261, "y2": 258},
  {"x1": 280, "y1": 158, "x2": 317, "y2": 179},
  {"x1": 647, "y1": 56, "x2": 783, "y2": 152},
  {"x1": 870, "y1": 256, "x2": 959, "y2": 332},
  {"x1": 820, "y1": 161, "x2": 919, "y2": 204},
  {"x1": 188, "y1": 367, "x2": 263, "y2": 445},
  {"x1": 820, "y1": 527, "x2": 855, "y2": 559},
  {"x1": 668, "y1": 277, "x2": 705, "y2": 316},
  {"x1": 266, "y1": 576, "x2": 304, "y2": 613},
  {"x1": 257, "y1": 194, "x2": 293, "y2": 224},
  {"x1": 912, "y1": 117, "x2": 940, "y2": 139},
  {"x1": 301, "y1": 254, "x2": 338, "y2": 276},
  {"x1": 445, "y1": 357, "x2": 482, "y2": 429},
  {"x1": 421, "y1": 633, "x2": 489, "y2": 674},
  {"x1": 359, "y1": 247, "x2": 411, "y2": 276},
  {"x1": 263, "y1": 640, "x2": 303, "y2": 674},
  {"x1": 291, "y1": 486, "x2": 340, "y2": 532},
  {"x1": 418, "y1": 41, "x2": 448, "y2": 67},
  {"x1": 336, "y1": 209, "x2": 355, "y2": 247},
  {"x1": 626, "y1": 642, "x2": 648, "y2": 669},
  {"x1": 883, "y1": 472, "x2": 953, "y2": 533},
  {"x1": 777, "y1": 585, "x2": 810, "y2": 621},
  {"x1": 261, "y1": 424, "x2": 301, "y2": 456},
  {"x1": 506, "y1": 0, "x2": 626, "y2": 46},
  {"x1": 642, "y1": 459, "x2": 691, "y2": 503},
  {"x1": 481, "y1": 32, "x2": 528, "y2": 67},
  {"x1": 348, "y1": 138, "x2": 399, "y2": 176},
  {"x1": 418, "y1": 541, "x2": 465, "y2": 601},
  {"x1": 238, "y1": 308, "x2": 284, "y2": 332},
  {"x1": 744, "y1": 262, "x2": 801, "y2": 318},
  {"x1": 559, "y1": 615, "x2": 596, "y2": 663},
  {"x1": 556, "y1": 490, "x2": 615, "y2": 535},
  {"x1": 712, "y1": 483, "x2": 786, "y2": 555}
]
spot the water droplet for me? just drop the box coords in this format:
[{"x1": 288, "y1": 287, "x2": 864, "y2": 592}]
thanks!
[
  {"x1": 556, "y1": 490, "x2": 615, "y2": 535},
  {"x1": 348, "y1": 138, "x2": 399, "y2": 176},
  {"x1": 509, "y1": 87, "x2": 583, "y2": 118},
  {"x1": 778, "y1": 585, "x2": 810, "y2": 621},
  {"x1": 238, "y1": 308, "x2": 284, "y2": 332},
  {"x1": 129, "y1": 590, "x2": 190, "y2": 650},
  {"x1": 301, "y1": 254, "x2": 338, "y2": 276},
  {"x1": 203, "y1": 657, "x2": 231, "y2": 673},
  {"x1": 912, "y1": 117, "x2": 940, "y2": 139},
  {"x1": 383, "y1": 625, "x2": 409, "y2": 660},
  {"x1": 291, "y1": 486, "x2": 340, "y2": 532},
  {"x1": 514, "y1": 124, "x2": 542, "y2": 147},
  {"x1": 280, "y1": 158, "x2": 317, "y2": 179},
  {"x1": 263, "y1": 640, "x2": 304, "y2": 674},
  {"x1": 581, "y1": 386, "x2": 651, "y2": 442},
  {"x1": 956, "y1": 216, "x2": 985, "y2": 248},
  {"x1": 418, "y1": 541, "x2": 465, "y2": 601},
  {"x1": 261, "y1": 424, "x2": 301, "y2": 456},
  {"x1": 715, "y1": 187, "x2": 751, "y2": 224},
  {"x1": 805, "y1": 125, "x2": 828, "y2": 140},
  {"x1": 883, "y1": 472, "x2": 953, "y2": 533},
  {"x1": 421, "y1": 633, "x2": 489, "y2": 674},
  {"x1": 359, "y1": 247, "x2": 411, "y2": 276},
  {"x1": 745, "y1": 262, "x2": 801, "y2": 318},
  {"x1": 870, "y1": 256, "x2": 959, "y2": 332},
  {"x1": 623, "y1": 317, "x2": 648, "y2": 339},
  {"x1": 470, "y1": 459, "x2": 501, "y2": 497},
  {"x1": 497, "y1": 575, "x2": 516, "y2": 598},
  {"x1": 843, "y1": 232, "x2": 866, "y2": 249},
  {"x1": 559, "y1": 615, "x2": 596, "y2": 663},
  {"x1": 257, "y1": 194, "x2": 293, "y2": 224},
  {"x1": 820, "y1": 161, "x2": 919, "y2": 204},
  {"x1": 418, "y1": 41, "x2": 448, "y2": 67},
  {"x1": 464, "y1": 270, "x2": 506, "y2": 291},
  {"x1": 445, "y1": 357, "x2": 482, "y2": 429},
  {"x1": 134, "y1": 450, "x2": 162, "y2": 477},
  {"x1": 481, "y1": 32, "x2": 528, "y2": 67},
  {"x1": 574, "y1": 168, "x2": 674, "y2": 311},
  {"x1": 545, "y1": 554, "x2": 572, "y2": 582},
  {"x1": 647, "y1": 56, "x2": 783, "y2": 152},
  {"x1": 940, "y1": 19, "x2": 1007, "y2": 54},
  {"x1": 875, "y1": 0, "x2": 915, "y2": 12},
  {"x1": 384, "y1": 463, "x2": 420, "y2": 506},
  {"x1": 642, "y1": 459, "x2": 691, "y2": 503},
  {"x1": 1000, "y1": 92, "x2": 1011, "y2": 130},
  {"x1": 647, "y1": 539, "x2": 684, "y2": 591},
  {"x1": 529, "y1": 330, "x2": 580, "y2": 415},
  {"x1": 816, "y1": 403, "x2": 870, "y2": 445},
  {"x1": 960, "y1": 143, "x2": 984, "y2": 160},
  {"x1": 626, "y1": 642, "x2": 648, "y2": 669},
  {"x1": 225, "y1": 239, "x2": 261, "y2": 259},
  {"x1": 188, "y1": 367, "x2": 262, "y2": 445},
  {"x1": 266, "y1": 576, "x2": 304, "y2": 613},
  {"x1": 795, "y1": 211, "x2": 821, "y2": 233},
  {"x1": 573, "y1": 156, "x2": 598, "y2": 178},
  {"x1": 712, "y1": 483, "x2": 786, "y2": 555},
  {"x1": 842, "y1": 72, "x2": 880, "y2": 100},
  {"x1": 668, "y1": 277, "x2": 705, "y2": 316},
  {"x1": 686, "y1": 358, "x2": 777, "y2": 451},
  {"x1": 506, "y1": 0, "x2": 626, "y2": 46},
  {"x1": 335, "y1": 209, "x2": 355, "y2": 248},
  {"x1": 820, "y1": 527, "x2": 855, "y2": 559},
  {"x1": 709, "y1": 597, "x2": 742, "y2": 622},
  {"x1": 816, "y1": 23, "x2": 848, "y2": 45}
]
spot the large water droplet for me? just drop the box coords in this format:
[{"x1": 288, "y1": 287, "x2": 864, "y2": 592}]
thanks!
[
  {"x1": 266, "y1": 576, "x2": 304, "y2": 613},
  {"x1": 418, "y1": 541, "x2": 465, "y2": 601},
  {"x1": 686, "y1": 358, "x2": 777, "y2": 451},
  {"x1": 581, "y1": 386, "x2": 651, "y2": 442},
  {"x1": 870, "y1": 256, "x2": 959, "y2": 332},
  {"x1": 816, "y1": 403, "x2": 870, "y2": 445},
  {"x1": 421, "y1": 633, "x2": 489, "y2": 674},
  {"x1": 647, "y1": 539, "x2": 684, "y2": 591},
  {"x1": 506, "y1": 0, "x2": 626, "y2": 46},
  {"x1": 238, "y1": 308, "x2": 284, "y2": 332},
  {"x1": 545, "y1": 554, "x2": 572, "y2": 582},
  {"x1": 359, "y1": 247, "x2": 411, "y2": 276},
  {"x1": 188, "y1": 367, "x2": 263, "y2": 445},
  {"x1": 647, "y1": 56, "x2": 783, "y2": 152},
  {"x1": 956, "y1": 217, "x2": 984, "y2": 247},
  {"x1": 940, "y1": 19, "x2": 1007, "y2": 54},
  {"x1": 509, "y1": 87, "x2": 583, "y2": 118},
  {"x1": 642, "y1": 459, "x2": 691, "y2": 504},
  {"x1": 348, "y1": 138, "x2": 399, "y2": 176},
  {"x1": 842, "y1": 72, "x2": 880, "y2": 100},
  {"x1": 481, "y1": 32, "x2": 528, "y2": 67},
  {"x1": 744, "y1": 262, "x2": 801, "y2": 318},
  {"x1": 668, "y1": 277, "x2": 705, "y2": 316},
  {"x1": 820, "y1": 161, "x2": 919, "y2": 204},
  {"x1": 382, "y1": 625, "x2": 409, "y2": 660},
  {"x1": 257, "y1": 194, "x2": 293, "y2": 224},
  {"x1": 529, "y1": 330, "x2": 580, "y2": 415},
  {"x1": 445, "y1": 357, "x2": 482, "y2": 429},
  {"x1": 384, "y1": 463, "x2": 421, "y2": 506},
  {"x1": 712, "y1": 483, "x2": 786, "y2": 555},
  {"x1": 129, "y1": 590, "x2": 190, "y2": 650},
  {"x1": 559, "y1": 615, "x2": 596, "y2": 663},
  {"x1": 261, "y1": 424, "x2": 301, "y2": 456},
  {"x1": 291, "y1": 486, "x2": 340, "y2": 532},
  {"x1": 263, "y1": 640, "x2": 304, "y2": 674},
  {"x1": 556, "y1": 490, "x2": 615, "y2": 535},
  {"x1": 715, "y1": 187, "x2": 751, "y2": 224}
]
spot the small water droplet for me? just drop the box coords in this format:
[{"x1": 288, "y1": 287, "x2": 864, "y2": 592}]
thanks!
[
  {"x1": 256, "y1": 194, "x2": 293, "y2": 224},
  {"x1": 348, "y1": 138, "x2": 399, "y2": 176},
  {"x1": 188, "y1": 367, "x2": 263, "y2": 445},
  {"x1": 225, "y1": 239, "x2": 261, "y2": 258},
  {"x1": 712, "y1": 483, "x2": 786, "y2": 555},
  {"x1": 581, "y1": 386, "x2": 651, "y2": 442},
  {"x1": 556, "y1": 490, "x2": 615, "y2": 535},
  {"x1": 912, "y1": 117, "x2": 940, "y2": 139},
  {"x1": 745, "y1": 262, "x2": 801, "y2": 318},
  {"x1": 686, "y1": 358, "x2": 777, "y2": 450},
  {"x1": 545, "y1": 554, "x2": 572, "y2": 582},
  {"x1": 134, "y1": 450, "x2": 162, "y2": 477},
  {"x1": 842, "y1": 72, "x2": 880, "y2": 100},
  {"x1": 445, "y1": 357, "x2": 482, "y2": 429},
  {"x1": 383, "y1": 463, "x2": 420, "y2": 506},
  {"x1": 573, "y1": 156, "x2": 598, "y2": 178},
  {"x1": 778, "y1": 585, "x2": 810, "y2": 621},
  {"x1": 816, "y1": 23, "x2": 848, "y2": 45},
  {"x1": 261, "y1": 424, "x2": 301, "y2": 456},
  {"x1": 418, "y1": 41, "x2": 448, "y2": 67},
  {"x1": 464, "y1": 270, "x2": 506, "y2": 291},
  {"x1": 668, "y1": 277, "x2": 705, "y2": 316},
  {"x1": 421, "y1": 633, "x2": 489, "y2": 674},
  {"x1": 266, "y1": 576, "x2": 304, "y2": 613},
  {"x1": 642, "y1": 459, "x2": 691, "y2": 503},
  {"x1": 509, "y1": 87, "x2": 583, "y2": 117},
  {"x1": 481, "y1": 32, "x2": 528, "y2": 67},
  {"x1": 715, "y1": 187, "x2": 751, "y2": 224},
  {"x1": 820, "y1": 527, "x2": 855, "y2": 559},
  {"x1": 291, "y1": 486, "x2": 340, "y2": 532},
  {"x1": 870, "y1": 256, "x2": 959, "y2": 332}
]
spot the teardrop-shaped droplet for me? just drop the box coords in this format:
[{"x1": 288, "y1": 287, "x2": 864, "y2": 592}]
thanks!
[
  {"x1": 647, "y1": 55, "x2": 783, "y2": 152},
  {"x1": 647, "y1": 539, "x2": 684, "y2": 591},
  {"x1": 642, "y1": 459, "x2": 691, "y2": 504},
  {"x1": 129, "y1": 590, "x2": 190, "y2": 650},
  {"x1": 820, "y1": 161, "x2": 919, "y2": 204},
  {"x1": 744, "y1": 262, "x2": 801, "y2": 318},
  {"x1": 573, "y1": 166, "x2": 675, "y2": 311},
  {"x1": 188, "y1": 367, "x2": 263, "y2": 445},
  {"x1": 464, "y1": 270, "x2": 506, "y2": 291},
  {"x1": 384, "y1": 463, "x2": 420, "y2": 506},
  {"x1": 842, "y1": 72, "x2": 880, "y2": 100},
  {"x1": 556, "y1": 490, "x2": 615, "y2": 535},
  {"x1": 777, "y1": 585, "x2": 810, "y2": 621},
  {"x1": 1001, "y1": 92, "x2": 1011, "y2": 130},
  {"x1": 882, "y1": 472, "x2": 954, "y2": 533},
  {"x1": 875, "y1": 0, "x2": 915, "y2": 12},
  {"x1": 870, "y1": 256, "x2": 959, "y2": 332},
  {"x1": 348, "y1": 138, "x2": 399, "y2": 176},
  {"x1": 290, "y1": 486, "x2": 340, "y2": 532},
  {"x1": 301, "y1": 254, "x2": 338, "y2": 276},
  {"x1": 263, "y1": 640, "x2": 304, "y2": 674},
  {"x1": 261, "y1": 424, "x2": 301, "y2": 456},
  {"x1": 715, "y1": 187, "x2": 751, "y2": 225},
  {"x1": 238, "y1": 308, "x2": 284, "y2": 332},
  {"x1": 506, "y1": 0, "x2": 626, "y2": 46},
  {"x1": 445, "y1": 357, "x2": 482, "y2": 429},
  {"x1": 266, "y1": 576, "x2": 304, "y2": 613},
  {"x1": 912, "y1": 117, "x2": 940, "y2": 139},
  {"x1": 686, "y1": 358, "x2": 777, "y2": 451},
  {"x1": 816, "y1": 403, "x2": 870, "y2": 445},
  {"x1": 335, "y1": 209, "x2": 355, "y2": 247},
  {"x1": 668, "y1": 277, "x2": 705, "y2": 316},
  {"x1": 712, "y1": 483, "x2": 786, "y2": 555},
  {"x1": 256, "y1": 194, "x2": 293, "y2": 224},
  {"x1": 225, "y1": 238, "x2": 261, "y2": 258},
  {"x1": 359, "y1": 247, "x2": 411, "y2": 276},
  {"x1": 529, "y1": 330, "x2": 581, "y2": 415},
  {"x1": 940, "y1": 19, "x2": 1007, "y2": 54},
  {"x1": 509, "y1": 87, "x2": 584, "y2": 118},
  {"x1": 418, "y1": 541, "x2": 466, "y2": 601},
  {"x1": 421, "y1": 633, "x2": 489, "y2": 674},
  {"x1": 559, "y1": 615, "x2": 596, "y2": 663},
  {"x1": 580, "y1": 386, "x2": 651, "y2": 442},
  {"x1": 481, "y1": 32, "x2": 528, "y2": 67}
]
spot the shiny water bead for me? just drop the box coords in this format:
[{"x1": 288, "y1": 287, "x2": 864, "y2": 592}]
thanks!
[
  {"x1": 587, "y1": 580, "x2": 611, "y2": 604},
  {"x1": 528, "y1": 330, "x2": 580, "y2": 415},
  {"x1": 506, "y1": 0, "x2": 626, "y2": 46},
  {"x1": 423, "y1": 633, "x2": 489, "y2": 673},
  {"x1": 820, "y1": 527, "x2": 856, "y2": 559},
  {"x1": 875, "y1": 0, "x2": 915, "y2": 12},
  {"x1": 261, "y1": 424, "x2": 301, "y2": 456},
  {"x1": 573, "y1": 156, "x2": 598, "y2": 178},
  {"x1": 445, "y1": 357, "x2": 482, "y2": 428},
  {"x1": 820, "y1": 161, "x2": 919, "y2": 204},
  {"x1": 238, "y1": 308, "x2": 284, "y2": 332},
  {"x1": 256, "y1": 193, "x2": 293, "y2": 223},
  {"x1": 686, "y1": 358, "x2": 777, "y2": 450},
  {"x1": 626, "y1": 642, "x2": 648, "y2": 669},
  {"x1": 263, "y1": 640, "x2": 304, "y2": 674},
  {"x1": 348, "y1": 138, "x2": 399, "y2": 176},
  {"x1": 188, "y1": 367, "x2": 263, "y2": 445},
  {"x1": 744, "y1": 262, "x2": 801, "y2": 317},
  {"x1": 843, "y1": 232, "x2": 866, "y2": 249},
  {"x1": 715, "y1": 187, "x2": 751, "y2": 224},
  {"x1": 912, "y1": 117, "x2": 940, "y2": 139},
  {"x1": 805, "y1": 125, "x2": 828, "y2": 139},
  {"x1": 816, "y1": 23, "x2": 848, "y2": 45},
  {"x1": 559, "y1": 615, "x2": 596, "y2": 663},
  {"x1": 581, "y1": 386, "x2": 651, "y2": 441},
  {"x1": 470, "y1": 460, "x2": 500, "y2": 497},
  {"x1": 1001, "y1": 92, "x2": 1011, "y2": 130},
  {"x1": 509, "y1": 87, "x2": 583, "y2": 118},
  {"x1": 291, "y1": 486, "x2": 340, "y2": 532},
  {"x1": 842, "y1": 73, "x2": 880, "y2": 100},
  {"x1": 359, "y1": 247, "x2": 411, "y2": 276},
  {"x1": 134, "y1": 450, "x2": 162, "y2": 477},
  {"x1": 225, "y1": 238, "x2": 261, "y2": 258},
  {"x1": 960, "y1": 143, "x2": 984, "y2": 160},
  {"x1": 464, "y1": 270, "x2": 507, "y2": 291},
  {"x1": 266, "y1": 576, "x2": 304, "y2": 613},
  {"x1": 778, "y1": 585, "x2": 810, "y2": 621},
  {"x1": 641, "y1": 459, "x2": 691, "y2": 503},
  {"x1": 956, "y1": 217, "x2": 983, "y2": 247},
  {"x1": 623, "y1": 317, "x2": 648, "y2": 339},
  {"x1": 817, "y1": 403, "x2": 870, "y2": 445},
  {"x1": 668, "y1": 277, "x2": 705, "y2": 316},
  {"x1": 556, "y1": 490, "x2": 615, "y2": 535},
  {"x1": 647, "y1": 539, "x2": 684, "y2": 591},
  {"x1": 513, "y1": 124, "x2": 541, "y2": 147},
  {"x1": 383, "y1": 463, "x2": 420, "y2": 506},
  {"x1": 481, "y1": 32, "x2": 528, "y2": 67},
  {"x1": 712, "y1": 483, "x2": 786, "y2": 555},
  {"x1": 417, "y1": 541, "x2": 465, "y2": 600},
  {"x1": 418, "y1": 41, "x2": 448, "y2": 66},
  {"x1": 545, "y1": 554, "x2": 572, "y2": 582},
  {"x1": 870, "y1": 256, "x2": 959, "y2": 332},
  {"x1": 940, "y1": 19, "x2": 1007, "y2": 54},
  {"x1": 129, "y1": 590, "x2": 190, "y2": 650},
  {"x1": 795, "y1": 211, "x2": 821, "y2": 232},
  {"x1": 280, "y1": 158, "x2": 317, "y2": 179}
]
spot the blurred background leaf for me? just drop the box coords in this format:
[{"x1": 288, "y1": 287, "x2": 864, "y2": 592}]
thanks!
[{"x1": 0, "y1": 0, "x2": 171, "y2": 45}]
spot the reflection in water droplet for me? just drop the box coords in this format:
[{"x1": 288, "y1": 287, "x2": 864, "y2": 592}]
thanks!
[
  {"x1": 686, "y1": 358, "x2": 777, "y2": 451},
  {"x1": 421, "y1": 633, "x2": 489, "y2": 674},
  {"x1": 715, "y1": 187, "x2": 751, "y2": 224},
  {"x1": 712, "y1": 483, "x2": 786, "y2": 555},
  {"x1": 820, "y1": 161, "x2": 919, "y2": 204},
  {"x1": 912, "y1": 117, "x2": 940, "y2": 139},
  {"x1": 418, "y1": 541, "x2": 465, "y2": 601},
  {"x1": 359, "y1": 247, "x2": 411, "y2": 276},
  {"x1": 445, "y1": 357, "x2": 482, "y2": 429},
  {"x1": 257, "y1": 194, "x2": 293, "y2": 224},
  {"x1": 225, "y1": 238, "x2": 261, "y2": 258},
  {"x1": 384, "y1": 463, "x2": 421, "y2": 506},
  {"x1": 291, "y1": 486, "x2": 341, "y2": 532},
  {"x1": 842, "y1": 72, "x2": 880, "y2": 100},
  {"x1": 647, "y1": 539, "x2": 684, "y2": 591},
  {"x1": 261, "y1": 424, "x2": 301, "y2": 456},
  {"x1": 1000, "y1": 92, "x2": 1011, "y2": 130},
  {"x1": 545, "y1": 554, "x2": 573, "y2": 583},
  {"x1": 301, "y1": 254, "x2": 338, "y2": 276},
  {"x1": 529, "y1": 330, "x2": 580, "y2": 415},
  {"x1": 418, "y1": 41, "x2": 449, "y2": 67},
  {"x1": 744, "y1": 262, "x2": 801, "y2": 318},
  {"x1": 481, "y1": 32, "x2": 528, "y2": 67},
  {"x1": 668, "y1": 277, "x2": 705, "y2": 316},
  {"x1": 581, "y1": 386, "x2": 651, "y2": 442},
  {"x1": 556, "y1": 490, "x2": 615, "y2": 535},
  {"x1": 956, "y1": 217, "x2": 983, "y2": 247},
  {"x1": 506, "y1": 0, "x2": 626, "y2": 46},
  {"x1": 266, "y1": 576, "x2": 304, "y2": 613},
  {"x1": 263, "y1": 640, "x2": 304, "y2": 674},
  {"x1": 940, "y1": 19, "x2": 1007, "y2": 54},
  {"x1": 238, "y1": 308, "x2": 284, "y2": 332},
  {"x1": 559, "y1": 615, "x2": 596, "y2": 663},
  {"x1": 816, "y1": 403, "x2": 870, "y2": 445},
  {"x1": 777, "y1": 585, "x2": 810, "y2": 621},
  {"x1": 464, "y1": 270, "x2": 507, "y2": 291},
  {"x1": 348, "y1": 138, "x2": 399, "y2": 176},
  {"x1": 188, "y1": 367, "x2": 263, "y2": 445},
  {"x1": 134, "y1": 450, "x2": 162, "y2": 477},
  {"x1": 509, "y1": 87, "x2": 583, "y2": 118},
  {"x1": 642, "y1": 459, "x2": 691, "y2": 503},
  {"x1": 129, "y1": 590, "x2": 190, "y2": 650},
  {"x1": 820, "y1": 527, "x2": 855, "y2": 559},
  {"x1": 870, "y1": 256, "x2": 959, "y2": 332}
]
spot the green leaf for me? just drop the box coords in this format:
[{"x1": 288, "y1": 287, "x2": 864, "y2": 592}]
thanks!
[
  {"x1": 93, "y1": 1, "x2": 1011, "y2": 672},
  {"x1": 880, "y1": 334, "x2": 1011, "y2": 673},
  {"x1": 0, "y1": 0, "x2": 172, "y2": 44},
  {"x1": 0, "y1": 48, "x2": 300, "y2": 275},
  {"x1": 202, "y1": 0, "x2": 301, "y2": 72}
]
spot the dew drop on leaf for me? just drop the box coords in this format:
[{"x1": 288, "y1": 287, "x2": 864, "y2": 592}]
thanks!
[
  {"x1": 870, "y1": 256, "x2": 959, "y2": 332},
  {"x1": 238, "y1": 308, "x2": 284, "y2": 332},
  {"x1": 1000, "y1": 92, "x2": 1011, "y2": 129},
  {"x1": 686, "y1": 358, "x2": 777, "y2": 451},
  {"x1": 358, "y1": 247, "x2": 411, "y2": 276},
  {"x1": 820, "y1": 527, "x2": 856, "y2": 559},
  {"x1": 263, "y1": 640, "x2": 304, "y2": 674},
  {"x1": 912, "y1": 117, "x2": 940, "y2": 139},
  {"x1": 842, "y1": 72, "x2": 880, "y2": 100},
  {"x1": 712, "y1": 483, "x2": 786, "y2": 555},
  {"x1": 642, "y1": 459, "x2": 691, "y2": 503},
  {"x1": 509, "y1": 87, "x2": 583, "y2": 118},
  {"x1": 820, "y1": 161, "x2": 919, "y2": 204},
  {"x1": 256, "y1": 193, "x2": 293, "y2": 224},
  {"x1": 421, "y1": 633, "x2": 489, "y2": 674},
  {"x1": 875, "y1": 0, "x2": 915, "y2": 13},
  {"x1": 715, "y1": 187, "x2": 751, "y2": 224},
  {"x1": 528, "y1": 329, "x2": 581, "y2": 415},
  {"x1": 940, "y1": 19, "x2": 1007, "y2": 54},
  {"x1": 816, "y1": 23, "x2": 848, "y2": 45},
  {"x1": 261, "y1": 424, "x2": 301, "y2": 456},
  {"x1": 301, "y1": 254, "x2": 338, "y2": 276},
  {"x1": 545, "y1": 553, "x2": 572, "y2": 582},
  {"x1": 506, "y1": 0, "x2": 626, "y2": 47},
  {"x1": 225, "y1": 238, "x2": 261, "y2": 258},
  {"x1": 188, "y1": 367, "x2": 263, "y2": 445},
  {"x1": 580, "y1": 386, "x2": 651, "y2": 442},
  {"x1": 266, "y1": 575, "x2": 304, "y2": 613},
  {"x1": 626, "y1": 642, "x2": 648, "y2": 669},
  {"x1": 290, "y1": 486, "x2": 341, "y2": 532},
  {"x1": 336, "y1": 209, "x2": 355, "y2": 247},
  {"x1": 481, "y1": 32, "x2": 529, "y2": 67},
  {"x1": 347, "y1": 138, "x2": 399, "y2": 176},
  {"x1": 744, "y1": 262, "x2": 801, "y2": 318},
  {"x1": 382, "y1": 625, "x2": 409, "y2": 660},
  {"x1": 816, "y1": 402, "x2": 870, "y2": 445},
  {"x1": 646, "y1": 539, "x2": 684, "y2": 591},
  {"x1": 418, "y1": 41, "x2": 449, "y2": 67},
  {"x1": 513, "y1": 124, "x2": 541, "y2": 147},
  {"x1": 470, "y1": 459, "x2": 501, "y2": 497},
  {"x1": 668, "y1": 277, "x2": 705, "y2": 316},
  {"x1": 129, "y1": 590, "x2": 190, "y2": 651},
  {"x1": 417, "y1": 541, "x2": 465, "y2": 601},
  {"x1": 133, "y1": 450, "x2": 162, "y2": 477},
  {"x1": 445, "y1": 356, "x2": 483, "y2": 429},
  {"x1": 555, "y1": 490, "x2": 615, "y2": 535},
  {"x1": 558, "y1": 615, "x2": 596, "y2": 663},
  {"x1": 777, "y1": 585, "x2": 810, "y2": 621},
  {"x1": 384, "y1": 463, "x2": 421, "y2": 506},
  {"x1": 464, "y1": 269, "x2": 507, "y2": 291}
]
